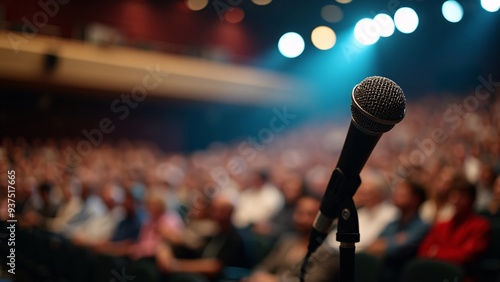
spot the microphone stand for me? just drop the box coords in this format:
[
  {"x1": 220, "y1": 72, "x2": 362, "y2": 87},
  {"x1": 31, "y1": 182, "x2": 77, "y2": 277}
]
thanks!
[
  {"x1": 300, "y1": 169, "x2": 360, "y2": 282},
  {"x1": 336, "y1": 197, "x2": 360, "y2": 282}
]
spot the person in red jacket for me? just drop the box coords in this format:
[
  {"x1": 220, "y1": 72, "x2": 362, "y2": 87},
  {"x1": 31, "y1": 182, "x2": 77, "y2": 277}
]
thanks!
[{"x1": 418, "y1": 174, "x2": 491, "y2": 279}]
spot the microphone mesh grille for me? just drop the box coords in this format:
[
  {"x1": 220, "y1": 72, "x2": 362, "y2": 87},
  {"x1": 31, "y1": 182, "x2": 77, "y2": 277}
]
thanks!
[{"x1": 352, "y1": 76, "x2": 406, "y2": 134}]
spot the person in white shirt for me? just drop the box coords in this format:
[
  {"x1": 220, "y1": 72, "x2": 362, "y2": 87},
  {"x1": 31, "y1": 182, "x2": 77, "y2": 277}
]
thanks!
[
  {"x1": 46, "y1": 177, "x2": 82, "y2": 233},
  {"x1": 327, "y1": 169, "x2": 398, "y2": 252},
  {"x1": 70, "y1": 182, "x2": 125, "y2": 246},
  {"x1": 232, "y1": 170, "x2": 284, "y2": 228}
]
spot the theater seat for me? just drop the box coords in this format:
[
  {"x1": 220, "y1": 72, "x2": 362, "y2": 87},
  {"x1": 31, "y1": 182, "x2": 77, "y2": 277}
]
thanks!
[
  {"x1": 355, "y1": 252, "x2": 382, "y2": 282},
  {"x1": 402, "y1": 259, "x2": 464, "y2": 282}
]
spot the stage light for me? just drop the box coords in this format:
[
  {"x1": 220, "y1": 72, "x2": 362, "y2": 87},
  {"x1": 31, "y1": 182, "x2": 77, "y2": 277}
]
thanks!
[
  {"x1": 252, "y1": 0, "x2": 272, "y2": 6},
  {"x1": 278, "y1": 32, "x2": 305, "y2": 58},
  {"x1": 354, "y1": 18, "x2": 380, "y2": 45},
  {"x1": 481, "y1": 0, "x2": 500, "y2": 12},
  {"x1": 186, "y1": 0, "x2": 208, "y2": 11},
  {"x1": 374, "y1": 13, "x2": 395, "y2": 37},
  {"x1": 336, "y1": 0, "x2": 352, "y2": 4},
  {"x1": 311, "y1": 26, "x2": 337, "y2": 50},
  {"x1": 394, "y1": 7, "x2": 419, "y2": 34},
  {"x1": 442, "y1": 1, "x2": 463, "y2": 23},
  {"x1": 321, "y1": 5, "x2": 343, "y2": 23}
]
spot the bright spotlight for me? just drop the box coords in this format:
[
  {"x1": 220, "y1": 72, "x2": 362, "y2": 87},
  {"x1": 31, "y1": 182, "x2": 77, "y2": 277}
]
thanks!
[
  {"x1": 442, "y1": 1, "x2": 464, "y2": 23},
  {"x1": 278, "y1": 32, "x2": 305, "y2": 58},
  {"x1": 354, "y1": 18, "x2": 380, "y2": 45},
  {"x1": 481, "y1": 0, "x2": 500, "y2": 12},
  {"x1": 311, "y1": 26, "x2": 337, "y2": 50},
  {"x1": 374, "y1": 13, "x2": 395, "y2": 37},
  {"x1": 394, "y1": 7, "x2": 419, "y2": 34}
]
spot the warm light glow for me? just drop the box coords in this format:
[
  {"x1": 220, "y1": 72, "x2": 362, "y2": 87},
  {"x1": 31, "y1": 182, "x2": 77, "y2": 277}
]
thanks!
[
  {"x1": 321, "y1": 5, "x2": 343, "y2": 23},
  {"x1": 224, "y1": 7, "x2": 245, "y2": 23},
  {"x1": 354, "y1": 18, "x2": 380, "y2": 45},
  {"x1": 442, "y1": 1, "x2": 464, "y2": 23},
  {"x1": 278, "y1": 32, "x2": 305, "y2": 58},
  {"x1": 394, "y1": 7, "x2": 419, "y2": 34},
  {"x1": 481, "y1": 0, "x2": 500, "y2": 12},
  {"x1": 252, "y1": 0, "x2": 272, "y2": 5},
  {"x1": 374, "y1": 13, "x2": 395, "y2": 37},
  {"x1": 311, "y1": 26, "x2": 337, "y2": 50},
  {"x1": 336, "y1": 0, "x2": 352, "y2": 4},
  {"x1": 186, "y1": 0, "x2": 208, "y2": 11}
]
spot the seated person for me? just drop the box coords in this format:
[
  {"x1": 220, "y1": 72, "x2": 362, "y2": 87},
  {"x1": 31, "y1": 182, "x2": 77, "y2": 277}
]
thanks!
[
  {"x1": 232, "y1": 170, "x2": 284, "y2": 229},
  {"x1": 479, "y1": 175, "x2": 500, "y2": 281},
  {"x1": 244, "y1": 195, "x2": 338, "y2": 282},
  {"x1": 156, "y1": 194, "x2": 246, "y2": 281},
  {"x1": 128, "y1": 189, "x2": 183, "y2": 260},
  {"x1": 46, "y1": 177, "x2": 82, "y2": 233},
  {"x1": 366, "y1": 179, "x2": 429, "y2": 282},
  {"x1": 419, "y1": 166, "x2": 455, "y2": 224},
  {"x1": 71, "y1": 182, "x2": 125, "y2": 246},
  {"x1": 92, "y1": 190, "x2": 143, "y2": 256},
  {"x1": 23, "y1": 181, "x2": 60, "y2": 229},
  {"x1": 253, "y1": 171, "x2": 306, "y2": 237},
  {"x1": 419, "y1": 175, "x2": 491, "y2": 280}
]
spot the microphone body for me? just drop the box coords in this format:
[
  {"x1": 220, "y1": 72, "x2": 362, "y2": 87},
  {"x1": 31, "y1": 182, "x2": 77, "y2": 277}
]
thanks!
[
  {"x1": 310, "y1": 76, "x2": 406, "y2": 246},
  {"x1": 313, "y1": 123, "x2": 381, "y2": 233}
]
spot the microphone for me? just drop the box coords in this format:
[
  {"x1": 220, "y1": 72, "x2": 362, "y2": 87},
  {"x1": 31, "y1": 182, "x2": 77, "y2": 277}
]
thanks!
[{"x1": 309, "y1": 76, "x2": 406, "y2": 252}]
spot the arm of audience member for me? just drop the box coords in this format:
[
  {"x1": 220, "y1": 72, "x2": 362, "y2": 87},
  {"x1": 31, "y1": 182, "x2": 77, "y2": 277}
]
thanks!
[
  {"x1": 156, "y1": 242, "x2": 226, "y2": 278},
  {"x1": 171, "y1": 258, "x2": 224, "y2": 278},
  {"x1": 419, "y1": 220, "x2": 490, "y2": 265},
  {"x1": 367, "y1": 221, "x2": 429, "y2": 259},
  {"x1": 156, "y1": 243, "x2": 176, "y2": 273},
  {"x1": 383, "y1": 221, "x2": 429, "y2": 259},
  {"x1": 158, "y1": 224, "x2": 183, "y2": 245},
  {"x1": 252, "y1": 237, "x2": 291, "y2": 274},
  {"x1": 93, "y1": 240, "x2": 135, "y2": 256},
  {"x1": 243, "y1": 271, "x2": 279, "y2": 282},
  {"x1": 365, "y1": 223, "x2": 392, "y2": 257}
]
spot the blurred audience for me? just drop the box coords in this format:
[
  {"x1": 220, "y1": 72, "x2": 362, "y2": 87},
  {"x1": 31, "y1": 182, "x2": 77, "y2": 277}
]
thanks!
[
  {"x1": 2, "y1": 91, "x2": 499, "y2": 281},
  {"x1": 156, "y1": 194, "x2": 246, "y2": 281},
  {"x1": 244, "y1": 195, "x2": 337, "y2": 282},
  {"x1": 253, "y1": 171, "x2": 305, "y2": 237},
  {"x1": 129, "y1": 189, "x2": 183, "y2": 260},
  {"x1": 366, "y1": 179, "x2": 429, "y2": 282},
  {"x1": 46, "y1": 177, "x2": 82, "y2": 233},
  {"x1": 419, "y1": 175, "x2": 491, "y2": 281},
  {"x1": 327, "y1": 169, "x2": 399, "y2": 252},
  {"x1": 479, "y1": 175, "x2": 500, "y2": 282},
  {"x1": 232, "y1": 170, "x2": 284, "y2": 229},
  {"x1": 419, "y1": 166, "x2": 455, "y2": 224}
]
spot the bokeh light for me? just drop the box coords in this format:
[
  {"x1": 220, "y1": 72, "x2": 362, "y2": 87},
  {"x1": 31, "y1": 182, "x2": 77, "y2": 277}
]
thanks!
[
  {"x1": 311, "y1": 26, "x2": 337, "y2": 50},
  {"x1": 185, "y1": 0, "x2": 208, "y2": 11},
  {"x1": 442, "y1": 1, "x2": 464, "y2": 23},
  {"x1": 321, "y1": 5, "x2": 344, "y2": 23},
  {"x1": 481, "y1": 0, "x2": 500, "y2": 12},
  {"x1": 336, "y1": 0, "x2": 352, "y2": 4},
  {"x1": 278, "y1": 32, "x2": 305, "y2": 58},
  {"x1": 224, "y1": 7, "x2": 245, "y2": 23},
  {"x1": 354, "y1": 18, "x2": 380, "y2": 45},
  {"x1": 394, "y1": 7, "x2": 419, "y2": 34},
  {"x1": 252, "y1": 0, "x2": 273, "y2": 6},
  {"x1": 374, "y1": 13, "x2": 395, "y2": 37}
]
